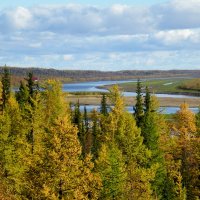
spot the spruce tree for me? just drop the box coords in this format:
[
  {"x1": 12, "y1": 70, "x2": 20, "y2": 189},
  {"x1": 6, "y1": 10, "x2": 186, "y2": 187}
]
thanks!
[
  {"x1": 134, "y1": 79, "x2": 144, "y2": 127},
  {"x1": 100, "y1": 94, "x2": 108, "y2": 116},
  {"x1": 1, "y1": 66, "x2": 11, "y2": 109},
  {"x1": 16, "y1": 81, "x2": 29, "y2": 108},
  {"x1": 144, "y1": 86, "x2": 151, "y2": 113},
  {"x1": 142, "y1": 95, "x2": 168, "y2": 199}
]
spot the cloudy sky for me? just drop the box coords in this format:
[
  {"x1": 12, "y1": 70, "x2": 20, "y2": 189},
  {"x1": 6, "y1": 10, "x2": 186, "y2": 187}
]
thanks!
[{"x1": 0, "y1": 0, "x2": 200, "y2": 70}]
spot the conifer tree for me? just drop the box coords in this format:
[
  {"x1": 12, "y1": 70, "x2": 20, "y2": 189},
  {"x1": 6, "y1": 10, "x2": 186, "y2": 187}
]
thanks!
[
  {"x1": 100, "y1": 94, "x2": 108, "y2": 116},
  {"x1": 0, "y1": 81, "x2": 3, "y2": 113},
  {"x1": 144, "y1": 86, "x2": 151, "y2": 113},
  {"x1": 105, "y1": 86, "x2": 156, "y2": 199},
  {"x1": 1, "y1": 66, "x2": 11, "y2": 109},
  {"x1": 142, "y1": 95, "x2": 168, "y2": 199},
  {"x1": 84, "y1": 106, "x2": 89, "y2": 133},
  {"x1": 91, "y1": 109, "x2": 101, "y2": 160},
  {"x1": 96, "y1": 143, "x2": 126, "y2": 199},
  {"x1": 134, "y1": 79, "x2": 144, "y2": 127},
  {"x1": 40, "y1": 80, "x2": 101, "y2": 199},
  {"x1": 16, "y1": 81, "x2": 29, "y2": 107},
  {"x1": 171, "y1": 103, "x2": 199, "y2": 199}
]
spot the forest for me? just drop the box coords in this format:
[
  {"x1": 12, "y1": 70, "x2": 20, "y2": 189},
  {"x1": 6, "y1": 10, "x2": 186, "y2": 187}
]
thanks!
[
  {"x1": 0, "y1": 67, "x2": 199, "y2": 200},
  {"x1": 1, "y1": 66, "x2": 200, "y2": 86}
]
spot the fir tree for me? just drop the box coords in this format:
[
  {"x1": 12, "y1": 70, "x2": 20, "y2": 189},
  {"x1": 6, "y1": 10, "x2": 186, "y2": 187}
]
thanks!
[
  {"x1": 144, "y1": 86, "x2": 151, "y2": 113},
  {"x1": 134, "y1": 79, "x2": 144, "y2": 127},
  {"x1": 16, "y1": 81, "x2": 29, "y2": 107},
  {"x1": 100, "y1": 94, "x2": 108, "y2": 116},
  {"x1": 1, "y1": 66, "x2": 11, "y2": 109}
]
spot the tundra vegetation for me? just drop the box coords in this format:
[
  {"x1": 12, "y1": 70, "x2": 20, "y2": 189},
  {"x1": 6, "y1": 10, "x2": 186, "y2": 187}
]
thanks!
[{"x1": 0, "y1": 67, "x2": 199, "y2": 200}]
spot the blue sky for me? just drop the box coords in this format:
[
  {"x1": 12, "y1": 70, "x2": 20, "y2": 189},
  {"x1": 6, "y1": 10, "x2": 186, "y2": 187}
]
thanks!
[
  {"x1": 0, "y1": 0, "x2": 168, "y2": 8},
  {"x1": 0, "y1": 0, "x2": 200, "y2": 70}
]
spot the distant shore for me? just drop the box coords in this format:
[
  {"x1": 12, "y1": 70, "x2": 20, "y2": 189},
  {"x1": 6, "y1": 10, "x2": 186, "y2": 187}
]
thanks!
[{"x1": 67, "y1": 94, "x2": 200, "y2": 107}]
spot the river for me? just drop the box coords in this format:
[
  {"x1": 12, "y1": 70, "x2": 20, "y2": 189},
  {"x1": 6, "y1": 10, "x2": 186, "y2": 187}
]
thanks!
[{"x1": 63, "y1": 79, "x2": 197, "y2": 99}]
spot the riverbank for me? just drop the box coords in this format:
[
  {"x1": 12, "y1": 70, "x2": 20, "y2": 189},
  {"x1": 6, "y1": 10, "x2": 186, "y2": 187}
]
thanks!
[
  {"x1": 66, "y1": 94, "x2": 200, "y2": 107},
  {"x1": 98, "y1": 78, "x2": 200, "y2": 97}
]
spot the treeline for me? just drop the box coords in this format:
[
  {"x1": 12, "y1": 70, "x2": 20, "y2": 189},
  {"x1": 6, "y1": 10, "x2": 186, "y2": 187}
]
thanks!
[
  {"x1": 179, "y1": 78, "x2": 200, "y2": 91},
  {"x1": 0, "y1": 68, "x2": 199, "y2": 199},
  {"x1": 1, "y1": 66, "x2": 200, "y2": 86}
]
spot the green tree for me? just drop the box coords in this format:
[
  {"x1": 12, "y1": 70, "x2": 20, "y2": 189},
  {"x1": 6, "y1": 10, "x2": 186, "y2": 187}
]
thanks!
[
  {"x1": 142, "y1": 95, "x2": 168, "y2": 199},
  {"x1": 100, "y1": 94, "x2": 108, "y2": 116},
  {"x1": 91, "y1": 109, "x2": 101, "y2": 160},
  {"x1": 144, "y1": 86, "x2": 151, "y2": 113},
  {"x1": 96, "y1": 143, "x2": 126, "y2": 199},
  {"x1": 134, "y1": 79, "x2": 144, "y2": 127},
  {"x1": 16, "y1": 81, "x2": 29, "y2": 107},
  {"x1": 105, "y1": 86, "x2": 156, "y2": 199},
  {"x1": 1, "y1": 66, "x2": 11, "y2": 109}
]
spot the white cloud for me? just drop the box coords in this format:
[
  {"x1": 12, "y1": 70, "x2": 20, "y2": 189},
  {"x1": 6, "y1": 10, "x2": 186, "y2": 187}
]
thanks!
[
  {"x1": 7, "y1": 7, "x2": 33, "y2": 29},
  {"x1": 63, "y1": 54, "x2": 74, "y2": 61},
  {"x1": 0, "y1": 1, "x2": 200, "y2": 70}
]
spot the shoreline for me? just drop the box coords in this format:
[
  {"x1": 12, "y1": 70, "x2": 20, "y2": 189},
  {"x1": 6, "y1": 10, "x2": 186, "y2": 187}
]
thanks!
[{"x1": 67, "y1": 95, "x2": 200, "y2": 107}]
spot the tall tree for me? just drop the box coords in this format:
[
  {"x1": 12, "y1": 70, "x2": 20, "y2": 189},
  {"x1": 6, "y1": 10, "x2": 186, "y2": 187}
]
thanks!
[
  {"x1": 144, "y1": 86, "x2": 151, "y2": 113},
  {"x1": 16, "y1": 81, "x2": 29, "y2": 107},
  {"x1": 40, "y1": 80, "x2": 101, "y2": 199},
  {"x1": 105, "y1": 86, "x2": 156, "y2": 199},
  {"x1": 142, "y1": 95, "x2": 168, "y2": 199},
  {"x1": 171, "y1": 103, "x2": 199, "y2": 199},
  {"x1": 100, "y1": 94, "x2": 108, "y2": 116},
  {"x1": 1, "y1": 66, "x2": 11, "y2": 109},
  {"x1": 134, "y1": 79, "x2": 144, "y2": 127},
  {"x1": 96, "y1": 143, "x2": 126, "y2": 199}
]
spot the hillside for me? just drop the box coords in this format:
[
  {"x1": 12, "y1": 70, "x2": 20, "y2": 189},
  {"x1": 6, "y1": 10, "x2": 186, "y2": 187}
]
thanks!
[{"x1": 1, "y1": 66, "x2": 200, "y2": 85}]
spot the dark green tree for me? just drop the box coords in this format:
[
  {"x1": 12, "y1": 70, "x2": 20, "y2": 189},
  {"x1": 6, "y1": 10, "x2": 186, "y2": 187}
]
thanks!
[
  {"x1": 134, "y1": 79, "x2": 144, "y2": 127},
  {"x1": 91, "y1": 109, "x2": 101, "y2": 160},
  {"x1": 84, "y1": 106, "x2": 89, "y2": 133},
  {"x1": 25, "y1": 72, "x2": 39, "y2": 106},
  {"x1": 16, "y1": 81, "x2": 29, "y2": 107},
  {"x1": 1, "y1": 66, "x2": 11, "y2": 109},
  {"x1": 100, "y1": 94, "x2": 108, "y2": 116},
  {"x1": 144, "y1": 86, "x2": 151, "y2": 113}
]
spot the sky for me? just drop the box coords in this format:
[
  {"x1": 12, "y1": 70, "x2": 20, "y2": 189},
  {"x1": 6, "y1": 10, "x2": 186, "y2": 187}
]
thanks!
[{"x1": 0, "y1": 0, "x2": 200, "y2": 71}]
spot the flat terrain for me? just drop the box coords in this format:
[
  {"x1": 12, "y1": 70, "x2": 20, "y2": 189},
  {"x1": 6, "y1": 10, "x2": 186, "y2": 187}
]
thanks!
[
  {"x1": 99, "y1": 78, "x2": 200, "y2": 96},
  {"x1": 67, "y1": 94, "x2": 200, "y2": 107}
]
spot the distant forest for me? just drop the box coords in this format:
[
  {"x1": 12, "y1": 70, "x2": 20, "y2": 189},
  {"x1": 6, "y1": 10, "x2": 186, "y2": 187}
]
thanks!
[{"x1": 1, "y1": 66, "x2": 200, "y2": 85}]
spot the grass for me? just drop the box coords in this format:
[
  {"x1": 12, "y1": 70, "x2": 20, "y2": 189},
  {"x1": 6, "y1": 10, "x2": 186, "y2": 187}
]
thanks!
[
  {"x1": 66, "y1": 94, "x2": 200, "y2": 107},
  {"x1": 101, "y1": 78, "x2": 200, "y2": 95}
]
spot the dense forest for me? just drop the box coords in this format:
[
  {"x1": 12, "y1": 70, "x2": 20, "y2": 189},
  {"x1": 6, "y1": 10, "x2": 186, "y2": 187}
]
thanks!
[
  {"x1": 1, "y1": 66, "x2": 200, "y2": 85},
  {"x1": 0, "y1": 68, "x2": 199, "y2": 200}
]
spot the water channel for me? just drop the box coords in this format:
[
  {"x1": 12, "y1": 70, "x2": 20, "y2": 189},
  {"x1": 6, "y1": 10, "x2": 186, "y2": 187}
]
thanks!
[{"x1": 63, "y1": 79, "x2": 199, "y2": 114}]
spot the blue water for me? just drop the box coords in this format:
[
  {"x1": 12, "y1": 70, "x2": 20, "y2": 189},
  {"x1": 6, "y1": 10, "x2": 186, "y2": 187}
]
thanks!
[
  {"x1": 63, "y1": 80, "x2": 198, "y2": 99},
  {"x1": 76, "y1": 105, "x2": 199, "y2": 115}
]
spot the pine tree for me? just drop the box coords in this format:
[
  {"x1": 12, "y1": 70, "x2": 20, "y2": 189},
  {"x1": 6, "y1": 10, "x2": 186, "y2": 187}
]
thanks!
[
  {"x1": 134, "y1": 79, "x2": 144, "y2": 127},
  {"x1": 100, "y1": 94, "x2": 108, "y2": 116},
  {"x1": 1, "y1": 66, "x2": 11, "y2": 109}
]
